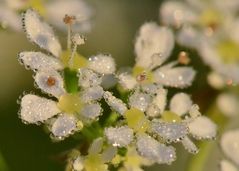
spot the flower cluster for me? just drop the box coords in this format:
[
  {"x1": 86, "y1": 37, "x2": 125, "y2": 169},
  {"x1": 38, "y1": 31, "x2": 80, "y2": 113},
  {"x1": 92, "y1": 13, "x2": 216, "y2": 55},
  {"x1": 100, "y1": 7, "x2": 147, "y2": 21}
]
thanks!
[{"x1": 17, "y1": 8, "x2": 217, "y2": 171}]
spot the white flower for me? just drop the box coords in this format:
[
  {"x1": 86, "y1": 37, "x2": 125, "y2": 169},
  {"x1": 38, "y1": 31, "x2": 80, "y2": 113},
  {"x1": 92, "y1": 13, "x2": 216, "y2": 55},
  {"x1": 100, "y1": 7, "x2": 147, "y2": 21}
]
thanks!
[
  {"x1": 19, "y1": 69, "x2": 103, "y2": 140},
  {"x1": 118, "y1": 22, "x2": 196, "y2": 91},
  {"x1": 0, "y1": 0, "x2": 92, "y2": 32}
]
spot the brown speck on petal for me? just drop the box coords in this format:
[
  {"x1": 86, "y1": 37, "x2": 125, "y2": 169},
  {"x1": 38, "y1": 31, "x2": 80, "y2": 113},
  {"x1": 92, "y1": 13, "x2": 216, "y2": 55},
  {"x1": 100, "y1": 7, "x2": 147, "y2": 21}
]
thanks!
[{"x1": 47, "y1": 76, "x2": 56, "y2": 87}]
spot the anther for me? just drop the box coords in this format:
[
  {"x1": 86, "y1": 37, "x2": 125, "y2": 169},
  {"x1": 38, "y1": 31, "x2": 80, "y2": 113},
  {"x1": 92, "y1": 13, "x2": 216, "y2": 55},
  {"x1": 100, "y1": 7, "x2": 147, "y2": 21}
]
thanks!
[{"x1": 178, "y1": 51, "x2": 190, "y2": 65}]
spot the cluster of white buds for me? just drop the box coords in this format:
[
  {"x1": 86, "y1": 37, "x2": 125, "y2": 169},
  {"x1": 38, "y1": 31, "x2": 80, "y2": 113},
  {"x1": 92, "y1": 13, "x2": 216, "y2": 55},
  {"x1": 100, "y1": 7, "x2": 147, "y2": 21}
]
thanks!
[{"x1": 17, "y1": 8, "x2": 217, "y2": 171}]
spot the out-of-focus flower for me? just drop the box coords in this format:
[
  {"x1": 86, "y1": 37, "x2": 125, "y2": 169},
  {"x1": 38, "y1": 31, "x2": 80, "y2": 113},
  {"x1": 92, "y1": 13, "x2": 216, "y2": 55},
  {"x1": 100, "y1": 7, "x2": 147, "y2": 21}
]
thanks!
[
  {"x1": 220, "y1": 129, "x2": 239, "y2": 171},
  {"x1": 160, "y1": 0, "x2": 239, "y2": 84},
  {"x1": 0, "y1": 0, "x2": 92, "y2": 32}
]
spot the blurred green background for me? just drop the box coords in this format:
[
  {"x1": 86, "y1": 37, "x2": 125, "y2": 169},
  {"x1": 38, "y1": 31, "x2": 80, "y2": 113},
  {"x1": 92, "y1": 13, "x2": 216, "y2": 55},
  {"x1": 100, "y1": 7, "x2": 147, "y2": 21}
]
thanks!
[{"x1": 0, "y1": 0, "x2": 223, "y2": 171}]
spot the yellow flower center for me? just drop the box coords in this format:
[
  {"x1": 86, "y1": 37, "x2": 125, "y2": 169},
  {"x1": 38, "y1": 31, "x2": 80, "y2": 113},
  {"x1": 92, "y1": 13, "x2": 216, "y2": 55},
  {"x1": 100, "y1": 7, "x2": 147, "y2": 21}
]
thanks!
[
  {"x1": 26, "y1": 0, "x2": 46, "y2": 16},
  {"x1": 161, "y1": 111, "x2": 182, "y2": 123},
  {"x1": 132, "y1": 66, "x2": 153, "y2": 84},
  {"x1": 124, "y1": 108, "x2": 150, "y2": 133},
  {"x1": 60, "y1": 50, "x2": 88, "y2": 70},
  {"x1": 57, "y1": 93, "x2": 83, "y2": 114},
  {"x1": 216, "y1": 40, "x2": 239, "y2": 64},
  {"x1": 199, "y1": 8, "x2": 222, "y2": 30}
]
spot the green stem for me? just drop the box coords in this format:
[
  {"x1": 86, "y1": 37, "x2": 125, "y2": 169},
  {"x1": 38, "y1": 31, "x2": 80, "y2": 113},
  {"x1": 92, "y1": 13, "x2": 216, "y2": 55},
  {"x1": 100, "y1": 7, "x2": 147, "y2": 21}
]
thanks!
[{"x1": 64, "y1": 68, "x2": 79, "y2": 93}]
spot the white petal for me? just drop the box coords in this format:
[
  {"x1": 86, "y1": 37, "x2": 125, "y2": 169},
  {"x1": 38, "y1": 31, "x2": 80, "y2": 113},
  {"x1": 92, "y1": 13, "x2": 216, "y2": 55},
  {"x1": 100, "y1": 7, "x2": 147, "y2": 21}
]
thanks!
[
  {"x1": 188, "y1": 116, "x2": 217, "y2": 140},
  {"x1": 105, "y1": 126, "x2": 134, "y2": 147},
  {"x1": 23, "y1": 9, "x2": 61, "y2": 57},
  {"x1": 46, "y1": 0, "x2": 92, "y2": 32},
  {"x1": 160, "y1": 1, "x2": 197, "y2": 27},
  {"x1": 88, "y1": 54, "x2": 116, "y2": 74},
  {"x1": 81, "y1": 103, "x2": 102, "y2": 120},
  {"x1": 151, "y1": 120, "x2": 188, "y2": 143},
  {"x1": 73, "y1": 156, "x2": 84, "y2": 171},
  {"x1": 51, "y1": 114, "x2": 77, "y2": 138},
  {"x1": 189, "y1": 104, "x2": 201, "y2": 118},
  {"x1": 146, "y1": 104, "x2": 161, "y2": 118},
  {"x1": 102, "y1": 146, "x2": 117, "y2": 163},
  {"x1": 101, "y1": 74, "x2": 117, "y2": 89},
  {"x1": 81, "y1": 86, "x2": 104, "y2": 103},
  {"x1": 6, "y1": 0, "x2": 28, "y2": 10},
  {"x1": 177, "y1": 26, "x2": 202, "y2": 48},
  {"x1": 18, "y1": 52, "x2": 63, "y2": 71},
  {"x1": 0, "y1": 6, "x2": 22, "y2": 31},
  {"x1": 217, "y1": 93, "x2": 239, "y2": 117},
  {"x1": 118, "y1": 73, "x2": 137, "y2": 90},
  {"x1": 34, "y1": 70, "x2": 65, "y2": 98},
  {"x1": 141, "y1": 83, "x2": 160, "y2": 95},
  {"x1": 136, "y1": 134, "x2": 176, "y2": 164},
  {"x1": 153, "y1": 66, "x2": 196, "y2": 88},
  {"x1": 20, "y1": 94, "x2": 60, "y2": 124},
  {"x1": 181, "y1": 136, "x2": 199, "y2": 154},
  {"x1": 135, "y1": 22, "x2": 174, "y2": 68},
  {"x1": 207, "y1": 72, "x2": 226, "y2": 89},
  {"x1": 129, "y1": 92, "x2": 152, "y2": 112},
  {"x1": 78, "y1": 68, "x2": 102, "y2": 88},
  {"x1": 151, "y1": 88, "x2": 167, "y2": 115},
  {"x1": 88, "y1": 137, "x2": 103, "y2": 155},
  {"x1": 103, "y1": 91, "x2": 127, "y2": 115},
  {"x1": 170, "y1": 93, "x2": 192, "y2": 116},
  {"x1": 221, "y1": 129, "x2": 239, "y2": 166},
  {"x1": 220, "y1": 160, "x2": 238, "y2": 171}
]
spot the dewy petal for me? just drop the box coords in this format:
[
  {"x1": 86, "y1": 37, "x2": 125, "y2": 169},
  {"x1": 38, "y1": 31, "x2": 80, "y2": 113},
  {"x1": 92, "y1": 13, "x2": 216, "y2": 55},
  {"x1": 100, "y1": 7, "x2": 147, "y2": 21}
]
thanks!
[
  {"x1": 18, "y1": 52, "x2": 63, "y2": 71},
  {"x1": 153, "y1": 66, "x2": 196, "y2": 88},
  {"x1": 20, "y1": 94, "x2": 60, "y2": 124},
  {"x1": 88, "y1": 137, "x2": 103, "y2": 155},
  {"x1": 102, "y1": 146, "x2": 117, "y2": 163},
  {"x1": 129, "y1": 92, "x2": 152, "y2": 112},
  {"x1": 151, "y1": 120, "x2": 188, "y2": 143},
  {"x1": 135, "y1": 22, "x2": 174, "y2": 69},
  {"x1": 188, "y1": 116, "x2": 217, "y2": 140},
  {"x1": 51, "y1": 114, "x2": 77, "y2": 138},
  {"x1": 136, "y1": 134, "x2": 176, "y2": 164},
  {"x1": 160, "y1": 1, "x2": 197, "y2": 27},
  {"x1": 0, "y1": 6, "x2": 22, "y2": 31},
  {"x1": 220, "y1": 160, "x2": 238, "y2": 171},
  {"x1": 34, "y1": 70, "x2": 65, "y2": 98},
  {"x1": 118, "y1": 73, "x2": 137, "y2": 90},
  {"x1": 151, "y1": 88, "x2": 167, "y2": 115},
  {"x1": 46, "y1": 0, "x2": 92, "y2": 32},
  {"x1": 88, "y1": 54, "x2": 116, "y2": 74},
  {"x1": 103, "y1": 91, "x2": 127, "y2": 115},
  {"x1": 181, "y1": 136, "x2": 199, "y2": 154},
  {"x1": 217, "y1": 93, "x2": 239, "y2": 117},
  {"x1": 73, "y1": 156, "x2": 84, "y2": 171},
  {"x1": 177, "y1": 26, "x2": 202, "y2": 48},
  {"x1": 81, "y1": 103, "x2": 102, "y2": 120},
  {"x1": 170, "y1": 93, "x2": 192, "y2": 116},
  {"x1": 23, "y1": 9, "x2": 62, "y2": 57},
  {"x1": 81, "y1": 86, "x2": 104, "y2": 103},
  {"x1": 105, "y1": 126, "x2": 134, "y2": 147},
  {"x1": 221, "y1": 129, "x2": 239, "y2": 166},
  {"x1": 78, "y1": 68, "x2": 102, "y2": 88}
]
